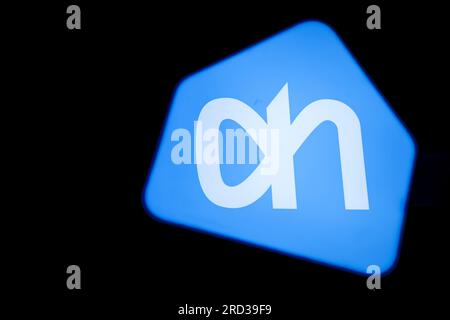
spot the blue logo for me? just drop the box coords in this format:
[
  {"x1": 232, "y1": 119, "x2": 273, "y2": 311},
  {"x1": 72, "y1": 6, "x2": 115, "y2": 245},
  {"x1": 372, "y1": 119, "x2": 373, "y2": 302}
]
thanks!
[{"x1": 143, "y1": 21, "x2": 416, "y2": 274}]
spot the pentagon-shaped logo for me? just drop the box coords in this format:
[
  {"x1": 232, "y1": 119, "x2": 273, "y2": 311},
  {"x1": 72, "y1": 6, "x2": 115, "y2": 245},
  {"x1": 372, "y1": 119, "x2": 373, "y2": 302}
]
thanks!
[{"x1": 144, "y1": 21, "x2": 416, "y2": 274}]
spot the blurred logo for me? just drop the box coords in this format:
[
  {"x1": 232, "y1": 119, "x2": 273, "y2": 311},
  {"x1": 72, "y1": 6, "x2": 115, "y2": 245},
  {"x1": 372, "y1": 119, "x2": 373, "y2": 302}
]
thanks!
[{"x1": 144, "y1": 21, "x2": 415, "y2": 274}]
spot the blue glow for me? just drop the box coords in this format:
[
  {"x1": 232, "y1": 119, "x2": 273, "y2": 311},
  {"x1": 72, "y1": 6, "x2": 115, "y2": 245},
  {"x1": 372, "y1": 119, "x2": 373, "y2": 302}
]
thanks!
[{"x1": 143, "y1": 21, "x2": 416, "y2": 275}]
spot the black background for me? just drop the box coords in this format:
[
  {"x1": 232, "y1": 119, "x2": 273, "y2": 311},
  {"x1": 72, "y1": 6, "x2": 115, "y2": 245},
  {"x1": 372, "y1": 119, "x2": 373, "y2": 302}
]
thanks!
[{"x1": 10, "y1": 0, "x2": 450, "y2": 316}]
